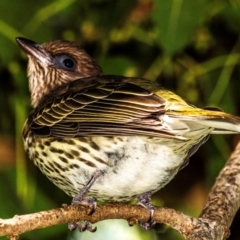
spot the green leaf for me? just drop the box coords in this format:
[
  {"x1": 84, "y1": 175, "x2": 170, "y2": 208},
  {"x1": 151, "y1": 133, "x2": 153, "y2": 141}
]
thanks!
[{"x1": 153, "y1": 0, "x2": 207, "y2": 54}]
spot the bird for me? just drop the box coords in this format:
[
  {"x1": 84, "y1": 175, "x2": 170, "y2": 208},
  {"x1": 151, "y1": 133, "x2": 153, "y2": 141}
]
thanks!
[{"x1": 16, "y1": 37, "x2": 240, "y2": 231}]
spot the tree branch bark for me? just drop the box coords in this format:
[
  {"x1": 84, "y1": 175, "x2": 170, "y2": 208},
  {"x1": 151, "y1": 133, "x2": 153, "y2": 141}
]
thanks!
[
  {"x1": 1, "y1": 141, "x2": 240, "y2": 239},
  {"x1": 0, "y1": 204, "x2": 195, "y2": 238},
  {"x1": 187, "y1": 140, "x2": 240, "y2": 240}
]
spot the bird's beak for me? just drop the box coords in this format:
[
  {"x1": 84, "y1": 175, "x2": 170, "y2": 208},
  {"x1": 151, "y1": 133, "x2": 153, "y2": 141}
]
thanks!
[{"x1": 16, "y1": 37, "x2": 52, "y2": 66}]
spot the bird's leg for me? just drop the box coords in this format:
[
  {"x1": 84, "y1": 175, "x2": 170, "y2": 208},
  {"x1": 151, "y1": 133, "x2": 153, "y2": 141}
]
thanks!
[
  {"x1": 68, "y1": 170, "x2": 103, "y2": 232},
  {"x1": 137, "y1": 191, "x2": 156, "y2": 230}
]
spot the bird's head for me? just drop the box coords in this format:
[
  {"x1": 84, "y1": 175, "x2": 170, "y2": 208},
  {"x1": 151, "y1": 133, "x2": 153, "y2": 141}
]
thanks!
[{"x1": 16, "y1": 37, "x2": 102, "y2": 108}]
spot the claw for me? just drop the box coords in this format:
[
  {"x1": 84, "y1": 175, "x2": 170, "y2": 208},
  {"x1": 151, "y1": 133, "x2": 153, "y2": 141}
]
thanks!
[
  {"x1": 68, "y1": 220, "x2": 97, "y2": 232},
  {"x1": 68, "y1": 196, "x2": 98, "y2": 232},
  {"x1": 137, "y1": 191, "x2": 156, "y2": 229},
  {"x1": 140, "y1": 218, "x2": 156, "y2": 230},
  {"x1": 68, "y1": 197, "x2": 97, "y2": 232},
  {"x1": 72, "y1": 197, "x2": 97, "y2": 215},
  {"x1": 68, "y1": 221, "x2": 77, "y2": 231},
  {"x1": 86, "y1": 197, "x2": 97, "y2": 215},
  {"x1": 83, "y1": 221, "x2": 97, "y2": 232}
]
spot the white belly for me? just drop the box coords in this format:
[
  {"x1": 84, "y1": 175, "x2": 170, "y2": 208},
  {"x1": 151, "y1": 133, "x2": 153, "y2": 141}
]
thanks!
[{"x1": 30, "y1": 135, "x2": 194, "y2": 201}]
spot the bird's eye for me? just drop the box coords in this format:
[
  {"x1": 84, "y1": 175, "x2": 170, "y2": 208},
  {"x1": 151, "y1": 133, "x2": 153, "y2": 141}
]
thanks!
[
  {"x1": 63, "y1": 58, "x2": 74, "y2": 69},
  {"x1": 53, "y1": 54, "x2": 76, "y2": 71}
]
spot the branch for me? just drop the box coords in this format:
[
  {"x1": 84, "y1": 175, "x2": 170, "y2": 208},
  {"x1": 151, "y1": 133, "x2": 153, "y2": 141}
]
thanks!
[
  {"x1": 187, "y1": 140, "x2": 240, "y2": 240},
  {"x1": 1, "y1": 141, "x2": 240, "y2": 239},
  {"x1": 0, "y1": 203, "x2": 195, "y2": 239}
]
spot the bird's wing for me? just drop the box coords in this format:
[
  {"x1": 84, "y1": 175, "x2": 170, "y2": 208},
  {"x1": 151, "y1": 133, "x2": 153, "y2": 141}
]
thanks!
[{"x1": 25, "y1": 76, "x2": 185, "y2": 139}]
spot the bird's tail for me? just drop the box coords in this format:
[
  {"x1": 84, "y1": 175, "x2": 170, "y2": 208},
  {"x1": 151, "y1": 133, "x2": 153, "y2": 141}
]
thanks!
[{"x1": 166, "y1": 107, "x2": 240, "y2": 134}]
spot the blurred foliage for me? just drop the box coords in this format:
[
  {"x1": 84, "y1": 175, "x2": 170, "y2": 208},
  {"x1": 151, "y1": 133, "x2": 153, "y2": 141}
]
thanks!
[{"x1": 1, "y1": 0, "x2": 240, "y2": 239}]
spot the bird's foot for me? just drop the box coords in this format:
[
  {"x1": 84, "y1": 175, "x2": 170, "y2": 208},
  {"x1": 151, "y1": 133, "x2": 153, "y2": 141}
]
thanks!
[
  {"x1": 68, "y1": 170, "x2": 103, "y2": 232},
  {"x1": 72, "y1": 196, "x2": 97, "y2": 215},
  {"x1": 68, "y1": 197, "x2": 97, "y2": 232},
  {"x1": 137, "y1": 192, "x2": 156, "y2": 230}
]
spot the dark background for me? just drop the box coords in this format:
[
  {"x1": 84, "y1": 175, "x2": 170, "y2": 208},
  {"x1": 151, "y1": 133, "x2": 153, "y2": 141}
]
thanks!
[{"x1": 1, "y1": 0, "x2": 240, "y2": 239}]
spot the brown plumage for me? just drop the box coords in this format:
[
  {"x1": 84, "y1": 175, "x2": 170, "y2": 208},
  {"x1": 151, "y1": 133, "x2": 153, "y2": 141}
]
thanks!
[{"x1": 16, "y1": 37, "x2": 240, "y2": 231}]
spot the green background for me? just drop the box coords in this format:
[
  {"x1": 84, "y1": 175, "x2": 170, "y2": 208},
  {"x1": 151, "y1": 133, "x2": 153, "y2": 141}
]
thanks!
[{"x1": 0, "y1": 0, "x2": 240, "y2": 239}]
